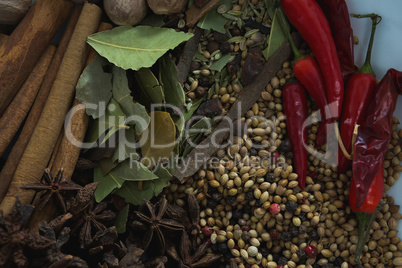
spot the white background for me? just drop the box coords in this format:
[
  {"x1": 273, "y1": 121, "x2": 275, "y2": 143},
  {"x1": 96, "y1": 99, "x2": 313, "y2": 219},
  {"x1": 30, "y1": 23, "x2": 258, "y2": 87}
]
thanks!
[{"x1": 345, "y1": 0, "x2": 402, "y2": 238}]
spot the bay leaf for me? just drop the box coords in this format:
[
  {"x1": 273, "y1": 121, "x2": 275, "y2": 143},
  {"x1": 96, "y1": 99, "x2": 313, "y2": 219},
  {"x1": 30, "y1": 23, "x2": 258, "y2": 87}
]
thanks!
[
  {"x1": 197, "y1": 0, "x2": 232, "y2": 34},
  {"x1": 114, "y1": 165, "x2": 170, "y2": 205},
  {"x1": 76, "y1": 55, "x2": 113, "y2": 119},
  {"x1": 112, "y1": 66, "x2": 150, "y2": 135},
  {"x1": 183, "y1": 97, "x2": 204, "y2": 121},
  {"x1": 159, "y1": 54, "x2": 185, "y2": 107},
  {"x1": 94, "y1": 158, "x2": 158, "y2": 202},
  {"x1": 94, "y1": 166, "x2": 125, "y2": 202},
  {"x1": 140, "y1": 111, "x2": 176, "y2": 167},
  {"x1": 182, "y1": 117, "x2": 215, "y2": 157},
  {"x1": 134, "y1": 68, "x2": 165, "y2": 108},
  {"x1": 87, "y1": 26, "x2": 193, "y2": 71},
  {"x1": 84, "y1": 98, "x2": 128, "y2": 150},
  {"x1": 263, "y1": 7, "x2": 289, "y2": 60},
  {"x1": 210, "y1": 53, "x2": 233, "y2": 71},
  {"x1": 115, "y1": 204, "x2": 129, "y2": 234}
]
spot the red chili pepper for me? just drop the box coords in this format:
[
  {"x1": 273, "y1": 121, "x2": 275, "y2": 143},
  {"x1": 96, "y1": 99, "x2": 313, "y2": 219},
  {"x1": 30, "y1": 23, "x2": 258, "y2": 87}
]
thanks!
[
  {"x1": 338, "y1": 14, "x2": 380, "y2": 174},
  {"x1": 316, "y1": 0, "x2": 355, "y2": 81},
  {"x1": 281, "y1": 0, "x2": 344, "y2": 120},
  {"x1": 277, "y1": 8, "x2": 329, "y2": 147},
  {"x1": 282, "y1": 82, "x2": 308, "y2": 188},
  {"x1": 352, "y1": 68, "x2": 402, "y2": 208},
  {"x1": 351, "y1": 68, "x2": 402, "y2": 262},
  {"x1": 349, "y1": 167, "x2": 383, "y2": 214}
]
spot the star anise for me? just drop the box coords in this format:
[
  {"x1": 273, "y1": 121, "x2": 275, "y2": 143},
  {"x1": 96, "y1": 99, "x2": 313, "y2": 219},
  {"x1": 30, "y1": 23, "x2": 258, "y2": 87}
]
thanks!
[
  {"x1": 131, "y1": 196, "x2": 184, "y2": 253},
  {"x1": 20, "y1": 168, "x2": 82, "y2": 213},
  {"x1": 166, "y1": 230, "x2": 222, "y2": 268},
  {"x1": 71, "y1": 198, "x2": 116, "y2": 249},
  {"x1": 119, "y1": 245, "x2": 168, "y2": 268},
  {"x1": 0, "y1": 198, "x2": 54, "y2": 268},
  {"x1": 37, "y1": 222, "x2": 87, "y2": 268}
]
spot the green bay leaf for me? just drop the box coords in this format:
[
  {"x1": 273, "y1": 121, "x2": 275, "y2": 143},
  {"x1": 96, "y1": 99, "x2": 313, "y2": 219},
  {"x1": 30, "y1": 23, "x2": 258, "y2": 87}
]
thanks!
[
  {"x1": 140, "y1": 111, "x2": 176, "y2": 167},
  {"x1": 115, "y1": 204, "x2": 130, "y2": 234},
  {"x1": 87, "y1": 26, "x2": 193, "y2": 71},
  {"x1": 94, "y1": 166, "x2": 125, "y2": 202},
  {"x1": 112, "y1": 66, "x2": 150, "y2": 135},
  {"x1": 159, "y1": 54, "x2": 185, "y2": 107},
  {"x1": 76, "y1": 55, "x2": 113, "y2": 119},
  {"x1": 263, "y1": 7, "x2": 289, "y2": 60},
  {"x1": 134, "y1": 68, "x2": 165, "y2": 108},
  {"x1": 210, "y1": 53, "x2": 233, "y2": 72},
  {"x1": 114, "y1": 166, "x2": 170, "y2": 205},
  {"x1": 197, "y1": 0, "x2": 232, "y2": 34}
]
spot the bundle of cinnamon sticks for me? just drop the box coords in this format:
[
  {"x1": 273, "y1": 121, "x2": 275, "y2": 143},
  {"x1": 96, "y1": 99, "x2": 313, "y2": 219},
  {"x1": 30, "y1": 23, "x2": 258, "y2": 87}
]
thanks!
[{"x1": 0, "y1": 0, "x2": 111, "y2": 218}]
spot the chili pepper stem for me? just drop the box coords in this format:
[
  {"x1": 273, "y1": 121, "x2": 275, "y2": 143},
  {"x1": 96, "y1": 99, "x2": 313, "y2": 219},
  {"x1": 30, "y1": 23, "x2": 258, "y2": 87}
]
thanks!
[
  {"x1": 277, "y1": 8, "x2": 304, "y2": 61},
  {"x1": 333, "y1": 122, "x2": 352, "y2": 160},
  {"x1": 354, "y1": 200, "x2": 385, "y2": 263},
  {"x1": 351, "y1": 13, "x2": 381, "y2": 76}
]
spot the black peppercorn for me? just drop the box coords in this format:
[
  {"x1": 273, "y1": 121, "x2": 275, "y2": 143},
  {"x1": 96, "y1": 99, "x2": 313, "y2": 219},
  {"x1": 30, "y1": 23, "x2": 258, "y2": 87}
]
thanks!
[
  {"x1": 260, "y1": 247, "x2": 269, "y2": 257},
  {"x1": 217, "y1": 243, "x2": 228, "y2": 253},
  {"x1": 278, "y1": 139, "x2": 292, "y2": 152},
  {"x1": 245, "y1": 191, "x2": 254, "y2": 201},
  {"x1": 281, "y1": 231, "x2": 292, "y2": 242},
  {"x1": 227, "y1": 196, "x2": 237, "y2": 205},
  {"x1": 220, "y1": 42, "x2": 231, "y2": 54},
  {"x1": 333, "y1": 256, "x2": 344, "y2": 267},
  {"x1": 198, "y1": 76, "x2": 211, "y2": 87},
  {"x1": 211, "y1": 191, "x2": 223, "y2": 202},
  {"x1": 190, "y1": 61, "x2": 201, "y2": 72},
  {"x1": 299, "y1": 224, "x2": 307, "y2": 234},
  {"x1": 206, "y1": 198, "x2": 219, "y2": 209},
  {"x1": 241, "y1": 231, "x2": 251, "y2": 242},
  {"x1": 308, "y1": 229, "x2": 320, "y2": 240},
  {"x1": 265, "y1": 173, "x2": 276, "y2": 183},
  {"x1": 277, "y1": 256, "x2": 288, "y2": 265},
  {"x1": 286, "y1": 201, "x2": 298, "y2": 213}
]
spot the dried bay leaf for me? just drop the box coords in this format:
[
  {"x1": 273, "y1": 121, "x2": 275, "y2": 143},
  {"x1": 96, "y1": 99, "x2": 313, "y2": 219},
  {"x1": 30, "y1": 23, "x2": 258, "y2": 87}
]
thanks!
[
  {"x1": 134, "y1": 68, "x2": 165, "y2": 108},
  {"x1": 114, "y1": 165, "x2": 171, "y2": 205},
  {"x1": 140, "y1": 111, "x2": 176, "y2": 167},
  {"x1": 210, "y1": 53, "x2": 233, "y2": 72},
  {"x1": 115, "y1": 204, "x2": 129, "y2": 234},
  {"x1": 87, "y1": 26, "x2": 193, "y2": 71},
  {"x1": 112, "y1": 66, "x2": 150, "y2": 135},
  {"x1": 159, "y1": 54, "x2": 185, "y2": 107},
  {"x1": 76, "y1": 55, "x2": 113, "y2": 119},
  {"x1": 85, "y1": 98, "x2": 129, "y2": 150},
  {"x1": 94, "y1": 159, "x2": 158, "y2": 202},
  {"x1": 263, "y1": 7, "x2": 289, "y2": 60},
  {"x1": 197, "y1": 0, "x2": 232, "y2": 34}
]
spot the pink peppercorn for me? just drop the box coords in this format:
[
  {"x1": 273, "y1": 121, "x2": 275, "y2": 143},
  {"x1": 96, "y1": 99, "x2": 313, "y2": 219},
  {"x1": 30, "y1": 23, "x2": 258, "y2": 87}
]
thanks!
[
  {"x1": 304, "y1": 244, "x2": 318, "y2": 258},
  {"x1": 269, "y1": 203, "x2": 281, "y2": 214},
  {"x1": 202, "y1": 226, "x2": 213, "y2": 237}
]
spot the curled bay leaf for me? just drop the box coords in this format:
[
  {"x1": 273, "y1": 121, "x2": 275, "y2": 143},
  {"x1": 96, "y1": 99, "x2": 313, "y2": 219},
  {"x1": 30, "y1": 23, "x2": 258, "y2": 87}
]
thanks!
[
  {"x1": 140, "y1": 111, "x2": 176, "y2": 167},
  {"x1": 87, "y1": 26, "x2": 193, "y2": 71},
  {"x1": 112, "y1": 65, "x2": 150, "y2": 135},
  {"x1": 76, "y1": 55, "x2": 113, "y2": 119}
]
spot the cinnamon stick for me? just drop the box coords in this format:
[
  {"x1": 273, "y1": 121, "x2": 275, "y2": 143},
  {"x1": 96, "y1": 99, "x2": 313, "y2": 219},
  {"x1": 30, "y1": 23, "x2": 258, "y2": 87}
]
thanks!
[
  {"x1": 186, "y1": 0, "x2": 221, "y2": 27},
  {"x1": 0, "y1": 45, "x2": 56, "y2": 157},
  {"x1": 0, "y1": 0, "x2": 74, "y2": 116},
  {"x1": 0, "y1": 3, "x2": 102, "y2": 214},
  {"x1": 51, "y1": 22, "x2": 114, "y2": 179},
  {"x1": 0, "y1": 33, "x2": 7, "y2": 47},
  {"x1": 172, "y1": 33, "x2": 301, "y2": 181},
  {"x1": 0, "y1": 7, "x2": 82, "y2": 204},
  {"x1": 28, "y1": 22, "x2": 113, "y2": 232}
]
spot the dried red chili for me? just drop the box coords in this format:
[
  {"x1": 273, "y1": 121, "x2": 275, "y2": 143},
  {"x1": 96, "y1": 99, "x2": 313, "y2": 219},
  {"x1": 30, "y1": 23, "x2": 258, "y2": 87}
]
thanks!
[
  {"x1": 338, "y1": 14, "x2": 380, "y2": 173},
  {"x1": 352, "y1": 68, "x2": 402, "y2": 209},
  {"x1": 282, "y1": 82, "x2": 308, "y2": 188},
  {"x1": 281, "y1": 0, "x2": 344, "y2": 120},
  {"x1": 316, "y1": 0, "x2": 355, "y2": 81}
]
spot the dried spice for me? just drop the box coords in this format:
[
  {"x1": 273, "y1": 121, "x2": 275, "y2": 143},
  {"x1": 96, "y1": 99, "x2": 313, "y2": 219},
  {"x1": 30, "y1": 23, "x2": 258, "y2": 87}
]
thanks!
[
  {"x1": 166, "y1": 230, "x2": 222, "y2": 267},
  {"x1": 20, "y1": 168, "x2": 82, "y2": 213},
  {"x1": 131, "y1": 196, "x2": 184, "y2": 253},
  {"x1": 37, "y1": 222, "x2": 87, "y2": 267},
  {"x1": 70, "y1": 199, "x2": 116, "y2": 248},
  {"x1": 0, "y1": 199, "x2": 53, "y2": 267}
]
